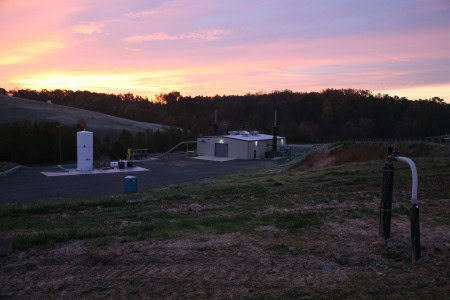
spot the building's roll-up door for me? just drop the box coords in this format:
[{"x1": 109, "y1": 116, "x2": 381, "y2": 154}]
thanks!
[{"x1": 215, "y1": 143, "x2": 228, "y2": 157}]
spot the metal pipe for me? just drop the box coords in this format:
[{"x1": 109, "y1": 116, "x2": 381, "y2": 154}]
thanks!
[
  {"x1": 397, "y1": 156, "x2": 418, "y2": 205},
  {"x1": 379, "y1": 156, "x2": 394, "y2": 239},
  {"x1": 397, "y1": 155, "x2": 421, "y2": 260},
  {"x1": 272, "y1": 110, "x2": 278, "y2": 156},
  {"x1": 410, "y1": 203, "x2": 421, "y2": 260}
]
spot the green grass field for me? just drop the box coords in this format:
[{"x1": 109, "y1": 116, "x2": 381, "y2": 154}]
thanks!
[{"x1": 1, "y1": 142, "x2": 449, "y2": 298}]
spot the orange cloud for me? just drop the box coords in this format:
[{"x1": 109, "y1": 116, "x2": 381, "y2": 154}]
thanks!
[
  {"x1": 10, "y1": 71, "x2": 188, "y2": 96},
  {"x1": 375, "y1": 83, "x2": 450, "y2": 101},
  {"x1": 0, "y1": 40, "x2": 66, "y2": 65}
]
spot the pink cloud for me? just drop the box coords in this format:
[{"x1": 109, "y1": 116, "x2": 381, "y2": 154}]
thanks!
[
  {"x1": 124, "y1": 29, "x2": 230, "y2": 43},
  {"x1": 183, "y1": 29, "x2": 230, "y2": 41},
  {"x1": 124, "y1": 47, "x2": 142, "y2": 52},
  {"x1": 126, "y1": 9, "x2": 159, "y2": 18},
  {"x1": 123, "y1": 0, "x2": 222, "y2": 25},
  {"x1": 124, "y1": 33, "x2": 178, "y2": 42},
  {"x1": 73, "y1": 22, "x2": 104, "y2": 35}
]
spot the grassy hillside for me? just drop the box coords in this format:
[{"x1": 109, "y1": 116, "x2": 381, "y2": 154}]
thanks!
[
  {"x1": 0, "y1": 95, "x2": 172, "y2": 136},
  {"x1": 0, "y1": 143, "x2": 449, "y2": 298}
]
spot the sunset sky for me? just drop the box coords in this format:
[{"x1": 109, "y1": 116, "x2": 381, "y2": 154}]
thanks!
[{"x1": 1, "y1": 0, "x2": 450, "y2": 101}]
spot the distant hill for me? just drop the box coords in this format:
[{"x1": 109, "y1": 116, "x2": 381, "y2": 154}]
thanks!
[
  {"x1": 0, "y1": 95, "x2": 172, "y2": 136},
  {"x1": 4, "y1": 88, "x2": 449, "y2": 142}
]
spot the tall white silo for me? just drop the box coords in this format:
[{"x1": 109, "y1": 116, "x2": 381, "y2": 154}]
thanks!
[{"x1": 77, "y1": 131, "x2": 93, "y2": 171}]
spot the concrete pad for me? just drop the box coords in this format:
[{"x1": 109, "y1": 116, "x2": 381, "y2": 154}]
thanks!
[
  {"x1": 41, "y1": 166, "x2": 149, "y2": 177},
  {"x1": 192, "y1": 156, "x2": 236, "y2": 162}
]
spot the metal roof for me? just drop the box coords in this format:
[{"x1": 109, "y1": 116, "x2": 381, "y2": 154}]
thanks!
[{"x1": 223, "y1": 134, "x2": 285, "y2": 141}]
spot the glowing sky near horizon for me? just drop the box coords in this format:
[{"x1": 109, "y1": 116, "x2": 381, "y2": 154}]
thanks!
[{"x1": 1, "y1": 0, "x2": 450, "y2": 101}]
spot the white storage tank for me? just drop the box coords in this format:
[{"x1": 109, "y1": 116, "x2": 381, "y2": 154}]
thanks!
[{"x1": 77, "y1": 131, "x2": 93, "y2": 171}]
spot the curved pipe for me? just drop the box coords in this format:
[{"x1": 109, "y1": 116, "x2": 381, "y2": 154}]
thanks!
[{"x1": 397, "y1": 156, "x2": 418, "y2": 206}]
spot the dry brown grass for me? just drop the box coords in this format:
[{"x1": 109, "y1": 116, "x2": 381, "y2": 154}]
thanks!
[
  {"x1": 333, "y1": 143, "x2": 385, "y2": 164},
  {"x1": 291, "y1": 142, "x2": 450, "y2": 170}
]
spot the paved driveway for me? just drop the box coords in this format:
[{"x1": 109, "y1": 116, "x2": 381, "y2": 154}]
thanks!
[
  {"x1": 0, "y1": 155, "x2": 278, "y2": 204},
  {"x1": 0, "y1": 145, "x2": 313, "y2": 204}
]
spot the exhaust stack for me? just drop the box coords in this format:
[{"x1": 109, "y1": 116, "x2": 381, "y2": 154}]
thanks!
[
  {"x1": 214, "y1": 109, "x2": 218, "y2": 134},
  {"x1": 272, "y1": 110, "x2": 278, "y2": 155}
]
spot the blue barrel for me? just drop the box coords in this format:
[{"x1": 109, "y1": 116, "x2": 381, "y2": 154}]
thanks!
[{"x1": 124, "y1": 176, "x2": 137, "y2": 193}]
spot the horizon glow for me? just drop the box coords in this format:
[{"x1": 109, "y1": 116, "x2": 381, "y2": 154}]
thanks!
[{"x1": 1, "y1": 0, "x2": 450, "y2": 101}]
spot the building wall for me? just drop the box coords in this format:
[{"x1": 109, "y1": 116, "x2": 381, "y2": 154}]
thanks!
[
  {"x1": 197, "y1": 137, "x2": 221, "y2": 156},
  {"x1": 224, "y1": 138, "x2": 249, "y2": 159},
  {"x1": 247, "y1": 138, "x2": 285, "y2": 159},
  {"x1": 197, "y1": 136, "x2": 287, "y2": 160},
  {"x1": 247, "y1": 139, "x2": 272, "y2": 159}
]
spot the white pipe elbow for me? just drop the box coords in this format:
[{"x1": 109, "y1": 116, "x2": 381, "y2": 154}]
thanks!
[{"x1": 397, "y1": 156, "x2": 418, "y2": 206}]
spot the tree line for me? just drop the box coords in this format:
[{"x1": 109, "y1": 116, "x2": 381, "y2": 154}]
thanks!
[
  {"x1": 0, "y1": 120, "x2": 186, "y2": 165},
  {"x1": 1, "y1": 87, "x2": 449, "y2": 143}
]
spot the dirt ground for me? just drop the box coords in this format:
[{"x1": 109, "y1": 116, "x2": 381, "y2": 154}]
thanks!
[
  {"x1": 1, "y1": 146, "x2": 449, "y2": 298},
  {"x1": 1, "y1": 211, "x2": 448, "y2": 299}
]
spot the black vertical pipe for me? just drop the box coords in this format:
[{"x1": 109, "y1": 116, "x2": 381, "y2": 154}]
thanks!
[
  {"x1": 214, "y1": 123, "x2": 218, "y2": 134},
  {"x1": 410, "y1": 204, "x2": 421, "y2": 260},
  {"x1": 214, "y1": 109, "x2": 218, "y2": 134},
  {"x1": 272, "y1": 126, "x2": 278, "y2": 155},
  {"x1": 379, "y1": 149, "x2": 394, "y2": 240},
  {"x1": 272, "y1": 110, "x2": 278, "y2": 156}
]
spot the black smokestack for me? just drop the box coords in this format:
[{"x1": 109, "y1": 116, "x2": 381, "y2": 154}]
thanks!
[
  {"x1": 272, "y1": 110, "x2": 278, "y2": 155},
  {"x1": 214, "y1": 109, "x2": 218, "y2": 134}
]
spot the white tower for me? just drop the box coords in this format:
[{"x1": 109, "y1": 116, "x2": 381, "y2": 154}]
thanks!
[{"x1": 77, "y1": 131, "x2": 93, "y2": 171}]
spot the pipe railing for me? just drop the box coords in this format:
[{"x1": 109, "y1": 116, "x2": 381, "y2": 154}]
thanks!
[{"x1": 379, "y1": 146, "x2": 421, "y2": 261}]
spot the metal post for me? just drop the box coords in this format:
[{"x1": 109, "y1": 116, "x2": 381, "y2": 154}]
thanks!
[
  {"x1": 410, "y1": 204, "x2": 421, "y2": 260},
  {"x1": 379, "y1": 147, "x2": 394, "y2": 239},
  {"x1": 397, "y1": 155, "x2": 421, "y2": 261}
]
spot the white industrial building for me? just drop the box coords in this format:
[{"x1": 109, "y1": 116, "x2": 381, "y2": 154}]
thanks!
[
  {"x1": 197, "y1": 131, "x2": 286, "y2": 160},
  {"x1": 77, "y1": 131, "x2": 93, "y2": 171}
]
